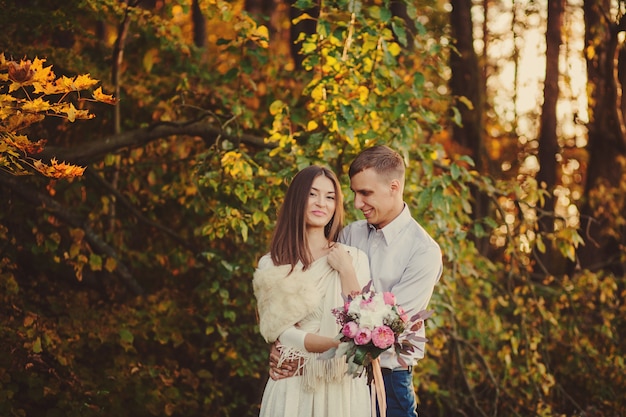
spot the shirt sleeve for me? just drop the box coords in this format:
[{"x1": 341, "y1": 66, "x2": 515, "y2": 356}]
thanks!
[
  {"x1": 278, "y1": 326, "x2": 307, "y2": 351},
  {"x1": 384, "y1": 243, "x2": 442, "y2": 368},
  {"x1": 352, "y1": 247, "x2": 371, "y2": 290},
  {"x1": 392, "y1": 243, "x2": 442, "y2": 315}
]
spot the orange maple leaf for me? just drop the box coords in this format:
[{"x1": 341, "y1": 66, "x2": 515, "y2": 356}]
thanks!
[
  {"x1": 4, "y1": 134, "x2": 47, "y2": 154},
  {"x1": 33, "y1": 157, "x2": 86, "y2": 179}
]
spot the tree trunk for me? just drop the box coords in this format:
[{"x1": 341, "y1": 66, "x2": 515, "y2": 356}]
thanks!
[
  {"x1": 579, "y1": 0, "x2": 626, "y2": 274},
  {"x1": 289, "y1": 0, "x2": 319, "y2": 70},
  {"x1": 192, "y1": 0, "x2": 206, "y2": 48},
  {"x1": 535, "y1": 0, "x2": 564, "y2": 275},
  {"x1": 449, "y1": 0, "x2": 489, "y2": 253}
]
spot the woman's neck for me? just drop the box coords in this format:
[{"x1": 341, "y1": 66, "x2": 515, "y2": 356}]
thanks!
[{"x1": 306, "y1": 228, "x2": 331, "y2": 260}]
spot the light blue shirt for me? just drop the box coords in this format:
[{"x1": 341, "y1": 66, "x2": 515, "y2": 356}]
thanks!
[{"x1": 339, "y1": 204, "x2": 442, "y2": 369}]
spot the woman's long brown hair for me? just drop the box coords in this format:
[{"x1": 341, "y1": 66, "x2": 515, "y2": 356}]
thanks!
[{"x1": 270, "y1": 165, "x2": 344, "y2": 271}]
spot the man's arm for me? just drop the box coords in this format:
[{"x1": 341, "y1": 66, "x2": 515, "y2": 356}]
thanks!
[
  {"x1": 392, "y1": 244, "x2": 442, "y2": 315},
  {"x1": 385, "y1": 244, "x2": 442, "y2": 367}
]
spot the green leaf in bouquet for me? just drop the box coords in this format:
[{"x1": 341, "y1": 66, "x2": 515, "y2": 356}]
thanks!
[{"x1": 353, "y1": 345, "x2": 368, "y2": 366}]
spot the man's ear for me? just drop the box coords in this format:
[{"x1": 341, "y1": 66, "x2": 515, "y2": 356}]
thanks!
[{"x1": 390, "y1": 178, "x2": 401, "y2": 193}]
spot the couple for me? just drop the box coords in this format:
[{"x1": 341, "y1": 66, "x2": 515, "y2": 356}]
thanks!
[{"x1": 252, "y1": 145, "x2": 443, "y2": 417}]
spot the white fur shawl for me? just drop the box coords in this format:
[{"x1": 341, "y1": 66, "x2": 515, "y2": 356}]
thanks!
[{"x1": 252, "y1": 260, "x2": 326, "y2": 343}]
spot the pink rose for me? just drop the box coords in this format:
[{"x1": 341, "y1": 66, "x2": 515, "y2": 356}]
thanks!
[
  {"x1": 342, "y1": 321, "x2": 359, "y2": 338},
  {"x1": 354, "y1": 328, "x2": 372, "y2": 345},
  {"x1": 383, "y1": 292, "x2": 396, "y2": 305},
  {"x1": 371, "y1": 325, "x2": 395, "y2": 349},
  {"x1": 396, "y1": 305, "x2": 408, "y2": 322}
]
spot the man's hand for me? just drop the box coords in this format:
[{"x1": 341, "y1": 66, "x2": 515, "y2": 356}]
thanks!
[{"x1": 268, "y1": 341, "x2": 299, "y2": 380}]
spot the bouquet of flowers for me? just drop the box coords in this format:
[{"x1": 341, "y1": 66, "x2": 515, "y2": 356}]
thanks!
[{"x1": 323, "y1": 282, "x2": 434, "y2": 382}]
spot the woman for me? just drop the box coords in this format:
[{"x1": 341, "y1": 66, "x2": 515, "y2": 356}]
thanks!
[{"x1": 253, "y1": 165, "x2": 371, "y2": 417}]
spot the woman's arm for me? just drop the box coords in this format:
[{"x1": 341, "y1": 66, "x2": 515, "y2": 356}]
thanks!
[
  {"x1": 279, "y1": 326, "x2": 338, "y2": 353},
  {"x1": 303, "y1": 333, "x2": 339, "y2": 352}
]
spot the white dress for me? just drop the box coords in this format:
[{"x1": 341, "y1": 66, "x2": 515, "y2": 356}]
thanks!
[{"x1": 254, "y1": 245, "x2": 372, "y2": 417}]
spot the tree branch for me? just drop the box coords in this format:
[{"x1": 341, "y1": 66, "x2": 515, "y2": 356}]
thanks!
[
  {"x1": 0, "y1": 173, "x2": 145, "y2": 296},
  {"x1": 85, "y1": 169, "x2": 203, "y2": 255},
  {"x1": 38, "y1": 120, "x2": 273, "y2": 164}
]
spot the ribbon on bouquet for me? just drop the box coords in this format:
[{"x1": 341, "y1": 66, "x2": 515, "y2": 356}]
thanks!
[{"x1": 370, "y1": 358, "x2": 387, "y2": 417}]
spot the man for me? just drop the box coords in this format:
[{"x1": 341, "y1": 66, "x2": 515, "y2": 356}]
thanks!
[
  {"x1": 339, "y1": 145, "x2": 442, "y2": 417},
  {"x1": 269, "y1": 145, "x2": 442, "y2": 417}
]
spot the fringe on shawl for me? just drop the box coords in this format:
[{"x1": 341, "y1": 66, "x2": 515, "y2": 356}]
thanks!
[{"x1": 278, "y1": 345, "x2": 349, "y2": 392}]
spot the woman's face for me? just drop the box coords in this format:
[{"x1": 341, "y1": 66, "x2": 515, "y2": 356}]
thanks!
[{"x1": 305, "y1": 175, "x2": 337, "y2": 229}]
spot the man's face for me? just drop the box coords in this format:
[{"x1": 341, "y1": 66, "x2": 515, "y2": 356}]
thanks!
[{"x1": 350, "y1": 168, "x2": 399, "y2": 229}]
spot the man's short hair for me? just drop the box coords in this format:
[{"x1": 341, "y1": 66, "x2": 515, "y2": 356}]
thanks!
[{"x1": 349, "y1": 145, "x2": 405, "y2": 182}]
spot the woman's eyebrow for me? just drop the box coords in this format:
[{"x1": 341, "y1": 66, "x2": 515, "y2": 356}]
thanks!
[{"x1": 310, "y1": 186, "x2": 336, "y2": 194}]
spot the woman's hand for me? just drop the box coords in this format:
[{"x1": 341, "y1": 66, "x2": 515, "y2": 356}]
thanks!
[
  {"x1": 327, "y1": 244, "x2": 352, "y2": 274},
  {"x1": 328, "y1": 244, "x2": 361, "y2": 295}
]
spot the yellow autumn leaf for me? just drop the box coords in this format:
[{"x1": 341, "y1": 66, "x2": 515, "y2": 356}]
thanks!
[
  {"x1": 330, "y1": 119, "x2": 338, "y2": 132},
  {"x1": 387, "y1": 42, "x2": 401, "y2": 56},
  {"x1": 22, "y1": 97, "x2": 51, "y2": 113},
  {"x1": 269, "y1": 100, "x2": 285, "y2": 116},
  {"x1": 363, "y1": 38, "x2": 378, "y2": 53},
  {"x1": 34, "y1": 80, "x2": 62, "y2": 95},
  {"x1": 33, "y1": 337, "x2": 43, "y2": 353},
  {"x1": 301, "y1": 40, "x2": 317, "y2": 54},
  {"x1": 362, "y1": 57, "x2": 374, "y2": 72},
  {"x1": 322, "y1": 55, "x2": 338, "y2": 72},
  {"x1": 65, "y1": 102, "x2": 77, "y2": 122},
  {"x1": 292, "y1": 12, "x2": 315, "y2": 25},
  {"x1": 57, "y1": 75, "x2": 76, "y2": 91},
  {"x1": 253, "y1": 25, "x2": 269, "y2": 48},
  {"x1": 310, "y1": 84, "x2": 325, "y2": 101},
  {"x1": 143, "y1": 48, "x2": 159, "y2": 73},
  {"x1": 93, "y1": 87, "x2": 117, "y2": 105},
  {"x1": 32, "y1": 159, "x2": 46, "y2": 171},
  {"x1": 105, "y1": 257, "x2": 117, "y2": 273},
  {"x1": 0, "y1": 93, "x2": 16, "y2": 105},
  {"x1": 29, "y1": 57, "x2": 47, "y2": 73},
  {"x1": 73, "y1": 74, "x2": 99, "y2": 90},
  {"x1": 459, "y1": 96, "x2": 474, "y2": 110},
  {"x1": 8, "y1": 81, "x2": 22, "y2": 93},
  {"x1": 307, "y1": 120, "x2": 318, "y2": 131},
  {"x1": 358, "y1": 86, "x2": 369, "y2": 104},
  {"x1": 328, "y1": 34, "x2": 343, "y2": 47},
  {"x1": 31, "y1": 58, "x2": 54, "y2": 85}
]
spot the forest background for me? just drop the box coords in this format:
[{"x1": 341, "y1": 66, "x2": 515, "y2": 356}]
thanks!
[{"x1": 0, "y1": 0, "x2": 624, "y2": 416}]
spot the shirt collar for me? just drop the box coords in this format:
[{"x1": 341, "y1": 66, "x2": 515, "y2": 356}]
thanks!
[{"x1": 367, "y1": 203, "x2": 412, "y2": 244}]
